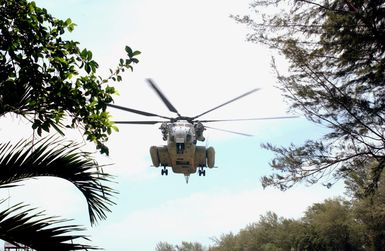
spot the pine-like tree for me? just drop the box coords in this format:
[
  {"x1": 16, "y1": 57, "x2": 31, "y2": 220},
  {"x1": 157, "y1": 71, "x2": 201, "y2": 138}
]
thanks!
[{"x1": 233, "y1": 0, "x2": 385, "y2": 191}]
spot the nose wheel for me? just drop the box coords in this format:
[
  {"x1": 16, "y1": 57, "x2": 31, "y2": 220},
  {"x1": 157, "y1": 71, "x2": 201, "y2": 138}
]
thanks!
[
  {"x1": 161, "y1": 167, "x2": 168, "y2": 176},
  {"x1": 198, "y1": 167, "x2": 206, "y2": 176}
]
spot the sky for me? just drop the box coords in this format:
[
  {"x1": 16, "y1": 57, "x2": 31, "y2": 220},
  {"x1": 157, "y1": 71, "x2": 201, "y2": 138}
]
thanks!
[{"x1": 0, "y1": 0, "x2": 346, "y2": 250}]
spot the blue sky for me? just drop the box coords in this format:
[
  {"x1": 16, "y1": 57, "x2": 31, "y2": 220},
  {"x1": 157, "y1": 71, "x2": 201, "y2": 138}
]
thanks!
[{"x1": 0, "y1": 0, "x2": 346, "y2": 250}]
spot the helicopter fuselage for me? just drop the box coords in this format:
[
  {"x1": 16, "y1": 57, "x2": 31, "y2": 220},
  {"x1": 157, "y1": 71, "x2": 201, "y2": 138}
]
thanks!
[
  {"x1": 150, "y1": 120, "x2": 215, "y2": 180},
  {"x1": 110, "y1": 78, "x2": 288, "y2": 183},
  {"x1": 106, "y1": 79, "x2": 296, "y2": 182}
]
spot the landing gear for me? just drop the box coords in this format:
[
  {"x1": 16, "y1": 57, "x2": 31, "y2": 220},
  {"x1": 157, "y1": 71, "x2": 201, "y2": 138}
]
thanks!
[
  {"x1": 198, "y1": 167, "x2": 206, "y2": 176},
  {"x1": 161, "y1": 167, "x2": 168, "y2": 176}
]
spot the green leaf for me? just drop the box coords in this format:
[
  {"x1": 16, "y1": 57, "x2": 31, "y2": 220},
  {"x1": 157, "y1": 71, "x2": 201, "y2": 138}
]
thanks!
[
  {"x1": 80, "y1": 48, "x2": 88, "y2": 60},
  {"x1": 64, "y1": 18, "x2": 72, "y2": 26},
  {"x1": 85, "y1": 63, "x2": 91, "y2": 74},
  {"x1": 112, "y1": 125, "x2": 119, "y2": 132},
  {"x1": 125, "y1": 46, "x2": 133, "y2": 56},
  {"x1": 132, "y1": 50, "x2": 141, "y2": 56},
  {"x1": 89, "y1": 60, "x2": 98, "y2": 72},
  {"x1": 28, "y1": 2, "x2": 36, "y2": 12},
  {"x1": 0, "y1": 203, "x2": 97, "y2": 250},
  {"x1": 87, "y1": 50, "x2": 93, "y2": 61},
  {"x1": 0, "y1": 137, "x2": 116, "y2": 224},
  {"x1": 68, "y1": 23, "x2": 76, "y2": 32}
]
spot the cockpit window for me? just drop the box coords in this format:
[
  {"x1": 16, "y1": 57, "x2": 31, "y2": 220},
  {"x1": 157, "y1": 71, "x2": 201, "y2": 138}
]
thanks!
[{"x1": 176, "y1": 143, "x2": 185, "y2": 154}]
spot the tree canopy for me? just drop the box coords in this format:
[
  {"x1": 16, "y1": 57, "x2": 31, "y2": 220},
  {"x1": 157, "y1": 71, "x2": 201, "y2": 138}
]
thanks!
[
  {"x1": 185, "y1": 199, "x2": 366, "y2": 250},
  {"x1": 0, "y1": 0, "x2": 140, "y2": 249},
  {"x1": 232, "y1": 0, "x2": 385, "y2": 191},
  {"x1": 155, "y1": 241, "x2": 205, "y2": 251},
  {"x1": 200, "y1": 163, "x2": 385, "y2": 251},
  {"x1": 161, "y1": 182, "x2": 385, "y2": 250},
  {"x1": 0, "y1": 0, "x2": 140, "y2": 154}
]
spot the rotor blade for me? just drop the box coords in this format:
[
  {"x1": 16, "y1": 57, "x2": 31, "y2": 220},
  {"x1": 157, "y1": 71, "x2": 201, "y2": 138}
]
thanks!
[
  {"x1": 113, "y1": 121, "x2": 164, "y2": 125},
  {"x1": 205, "y1": 126, "x2": 253, "y2": 137},
  {"x1": 147, "y1": 78, "x2": 181, "y2": 116},
  {"x1": 107, "y1": 103, "x2": 171, "y2": 120},
  {"x1": 199, "y1": 115, "x2": 299, "y2": 123},
  {"x1": 193, "y1": 88, "x2": 260, "y2": 119}
]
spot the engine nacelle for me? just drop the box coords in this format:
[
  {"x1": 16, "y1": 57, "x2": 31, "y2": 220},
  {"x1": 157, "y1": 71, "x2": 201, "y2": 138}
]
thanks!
[
  {"x1": 195, "y1": 146, "x2": 215, "y2": 168},
  {"x1": 150, "y1": 146, "x2": 172, "y2": 167},
  {"x1": 206, "y1": 147, "x2": 215, "y2": 168},
  {"x1": 150, "y1": 146, "x2": 160, "y2": 167},
  {"x1": 194, "y1": 146, "x2": 206, "y2": 167}
]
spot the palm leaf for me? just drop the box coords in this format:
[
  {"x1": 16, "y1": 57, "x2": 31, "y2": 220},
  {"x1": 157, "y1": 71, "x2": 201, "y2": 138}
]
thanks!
[
  {"x1": 0, "y1": 201, "x2": 97, "y2": 250},
  {"x1": 0, "y1": 137, "x2": 116, "y2": 225}
]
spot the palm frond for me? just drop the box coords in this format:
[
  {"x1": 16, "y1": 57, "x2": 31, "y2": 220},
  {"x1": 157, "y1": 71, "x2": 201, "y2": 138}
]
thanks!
[
  {"x1": 0, "y1": 201, "x2": 97, "y2": 250},
  {"x1": 0, "y1": 137, "x2": 116, "y2": 225}
]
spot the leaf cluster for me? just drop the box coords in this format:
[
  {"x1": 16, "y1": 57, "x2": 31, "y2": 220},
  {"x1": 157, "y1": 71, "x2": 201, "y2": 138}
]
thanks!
[
  {"x1": 0, "y1": 137, "x2": 115, "y2": 224},
  {"x1": 209, "y1": 199, "x2": 365, "y2": 251},
  {"x1": 233, "y1": 0, "x2": 385, "y2": 190},
  {"x1": 0, "y1": 137, "x2": 117, "y2": 249},
  {"x1": 164, "y1": 169, "x2": 385, "y2": 250},
  {"x1": 0, "y1": 0, "x2": 140, "y2": 155},
  {"x1": 155, "y1": 241, "x2": 206, "y2": 251},
  {"x1": 0, "y1": 0, "x2": 139, "y2": 249},
  {"x1": 0, "y1": 202, "x2": 95, "y2": 251}
]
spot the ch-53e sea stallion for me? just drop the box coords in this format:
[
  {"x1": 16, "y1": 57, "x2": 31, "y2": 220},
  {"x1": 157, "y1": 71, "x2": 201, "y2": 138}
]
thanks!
[{"x1": 108, "y1": 79, "x2": 295, "y2": 183}]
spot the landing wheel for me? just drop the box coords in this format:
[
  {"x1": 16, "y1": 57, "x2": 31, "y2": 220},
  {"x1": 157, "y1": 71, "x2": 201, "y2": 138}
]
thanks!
[
  {"x1": 198, "y1": 168, "x2": 206, "y2": 176},
  {"x1": 161, "y1": 168, "x2": 168, "y2": 176}
]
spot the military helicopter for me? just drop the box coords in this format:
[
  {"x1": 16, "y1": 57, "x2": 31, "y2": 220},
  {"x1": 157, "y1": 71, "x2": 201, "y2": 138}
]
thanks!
[{"x1": 108, "y1": 79, "x2": 296, "y2": 183}]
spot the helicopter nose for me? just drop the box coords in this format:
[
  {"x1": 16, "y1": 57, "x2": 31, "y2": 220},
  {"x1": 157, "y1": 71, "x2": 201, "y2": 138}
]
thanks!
[{"x1": 173, "y1": 127, "x2": 188, "y2": 142}]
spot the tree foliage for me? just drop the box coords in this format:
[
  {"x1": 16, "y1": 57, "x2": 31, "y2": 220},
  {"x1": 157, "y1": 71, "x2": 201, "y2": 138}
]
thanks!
[
  {"x1": 209, "y1": 199, "x2": 365, "y2": 251},
  {"x1": 302, "y1": 199, "x2": 364, "y2": 250},
  {"x1": 0, "y1": 137, "x2": 115, "y2": 249},
  {"x1": 345, "y1": 161, "x2": 385, "y2": 250},
  {"x1": 0, "y1": 0, "x2": 140, "y2": 249},
  {"x1": 155, "y1": 241, "x2": 206, "y2": 251},
  {"x1": 176, "y1": 241, "x2": 206, "y2": 251},
  {"x1": 232, "y1": 0, "x2": 385, "y2": 190},
  {"x1": 160, "y1": 186, "x2": 385, "y2": 250},
  {"x1": 0, "y1": 0, "x2": 140, "y2": 154},
  {"x1": 0, "y1": 201, "x2": 96, "y2": 250},
  {"x1": 155, "y1": 241, "x2": 177, "y2": 251},
  {"x1": 203, "y1": 165, "x2": 385, "y2": 251},
  {"x1": 0, "y1": 137, "x2": 115, "y2": 224}
]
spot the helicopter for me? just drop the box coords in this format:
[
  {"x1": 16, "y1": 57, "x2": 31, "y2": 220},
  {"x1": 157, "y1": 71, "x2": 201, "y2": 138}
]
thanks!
[{"x1": 108, "y1": 79, "x2": 296, "y2": 183}]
